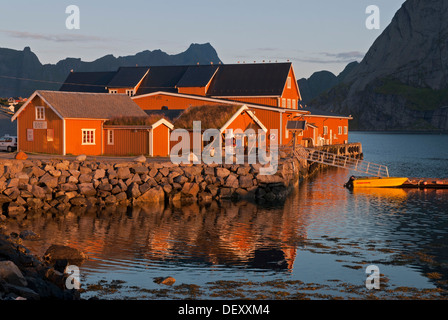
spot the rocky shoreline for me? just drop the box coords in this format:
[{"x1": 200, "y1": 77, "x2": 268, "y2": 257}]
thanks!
[{"x1": 0, "y1": 155, "x2": 306, "y2": 218}]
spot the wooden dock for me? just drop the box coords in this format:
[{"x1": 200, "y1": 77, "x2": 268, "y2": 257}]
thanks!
[{"x1": 402, "y1": 178, "x2": 448, "y2": 189}]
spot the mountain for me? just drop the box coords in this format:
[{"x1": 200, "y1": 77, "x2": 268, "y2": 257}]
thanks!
[
  {"x1": 311, "y1": 0, "x2": 448, "y2": 131},
  {"x1": 0, "y1": 43, "x2": 222, "y2": 98},
  {"x1": 297, "y1": 62, "x2": 358, "y2": 105}
]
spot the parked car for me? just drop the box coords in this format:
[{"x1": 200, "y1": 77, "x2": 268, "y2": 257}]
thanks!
[{"x1": 0, "y1": 135, "x2": 18, "y2": 152}]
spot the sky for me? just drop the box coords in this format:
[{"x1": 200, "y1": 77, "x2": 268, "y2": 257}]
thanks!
[{"x1": 0, "y1": 0, "x2": 405, "y2": 79}]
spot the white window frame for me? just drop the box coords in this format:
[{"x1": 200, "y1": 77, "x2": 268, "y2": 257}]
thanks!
[
  {"x1": 107, "y1": 129, "x2": 114, "y2": 145},
  {"x1": 323, "y1": 126, "x2": 328, "y2": 135},
  {"x1": 82, "y1": 129, "x2": 96, "y2": 145},
  {"x1": 35, "y1": 106, "x2": 45, "y2": 120},
  {"x1": 344, "y1": 126, "x2": 348, "y2": 135},
  {"x1": 287, "y1": 77, "x2": 292, "y2": 89},
  {"x1": 338, "y1": 126, "x2": 342, "y2": 135},
  {"x1": 287, "y1": 99, "x2": 291, "y2": 109},
  {"x1": 292, "y1": 99, "x2": 296, "y2": 109},
  {"x1": 282, "y1": 98, "x2": 286, "y2": 108},
  {"x1": 109, "y1": 89, "x2": 118, "y2": 94},
  {"x1": 126, "y1": 89, "x2": 134, "y2": 97}
]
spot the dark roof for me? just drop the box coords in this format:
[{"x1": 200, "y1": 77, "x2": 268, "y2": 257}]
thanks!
[
  {"x1": 144, "y1": 109, "x2": 184, "y2": 121},
  {"x1": 107, "y1": 67, "x2": 149, "y2": 88},
  {"x1": 206, "y1": 63, "x2": 292, "y2": 97},
  {"x1": 303, "y1": 106, "x2": 352, "y2": 118},
  {"x1": 59, "y1": 72, "x2": 117, "y2": 93},
  {"x1": 34, "y1": 90, "x2": 148, "y2": 119},
  {"x1": 136, "y1": 66, "x2": 189, "y2": 95},
  {"x1": 286, "y1": 120, "x2": 306, "y2": 130},
  {"x1": 176, "y1": 65, "x2": 219, "y2": 88}
]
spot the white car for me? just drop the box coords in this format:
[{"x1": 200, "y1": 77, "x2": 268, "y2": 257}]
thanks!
[{"x1": 0, "y1": 135, "x2": 18, "y2": 152}]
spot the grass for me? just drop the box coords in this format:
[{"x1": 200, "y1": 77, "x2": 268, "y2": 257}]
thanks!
[
  {"x1": 374, "y1": 78, "x2": 448, "y2": 112},
  {"x1": 174, "y1": 104, "x2": 242, "y2": 130},
  {"x1": 105, "y1": 114, "x2": 168, "y2": 126}
]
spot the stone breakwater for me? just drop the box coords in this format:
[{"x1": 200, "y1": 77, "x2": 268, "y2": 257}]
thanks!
[{"x1": 0, "y1": 157, "x2": 304, "y2": 218}]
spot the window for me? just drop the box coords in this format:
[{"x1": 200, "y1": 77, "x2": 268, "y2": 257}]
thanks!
[
  {"x1": 287, "y1": 99, "x2": 291, "y2": 109},
  {"x1": 126, "y1": 89, "x2": 134, "y2": 97},
  {"x1": 344, "y1": 126, "x2": 348, "y2": 135},
  {"x1": 323, "y1": 126, "x2": 328, "y2": 135},
  {"x1": 338, "y1": 126, "x2": 342, "y2": 135},
  {"x1": 287, "y1": 77, "x2": 292, "y2": 89},
  {"x1": 282, "y1": 99, "x2": 286, "y2": 108},
  {"x1": 292, "y1": 99, "x2": 296, "y2": 109},
  {"x1": 109, "y1": 89, "x2": 118, "y2": 94},
  {"x1": 82, "y1": 129, "x2": 95, "y2": 145},
  {"x1": 107, "y1": 129, "x2": 114, "y2": 145},
  {"x1": 35, "y1": 106, "x2": 45, "y2": 120}
]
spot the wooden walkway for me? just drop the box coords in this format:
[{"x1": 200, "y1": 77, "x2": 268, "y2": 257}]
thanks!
[{"x1": 293, "y1": 145, "x2": 390, "y2": 177}]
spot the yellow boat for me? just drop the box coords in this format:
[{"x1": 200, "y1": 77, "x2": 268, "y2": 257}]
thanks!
[{"x1": 344, "y1": 176, "x2": 408, "y2": 188}]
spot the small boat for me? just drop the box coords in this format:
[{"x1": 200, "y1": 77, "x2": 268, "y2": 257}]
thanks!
[{"x1": 344, "y1": 176, "x2": 408, "y2": 189}]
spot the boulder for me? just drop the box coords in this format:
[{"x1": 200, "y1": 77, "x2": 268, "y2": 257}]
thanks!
[
  {"x1": 216, "y1": 167, "x2": 231, "y2": 178},
  {"x1": 31, "y1": 185, "x2": 46, "y2": 199},
  {"x1": 154, "y1": 276, "x2": 176, "y2": 286},
  {"x1": 238, "y1": 175, "x2": 254, "y2": 189},
  {"x1": 134, "y1": 186, "x2": 165, "y2": 204},
  {"x1": 117, "y1": 167, "x2": 132, "y2": 180},
  {"x1": 127, "y1": 182, "x2": 142, "y2": 199},
  {"x1": 0, "y1": 261, "x2": 27, "y2": 287},
  {"x1": 39, "y1": 173, "x2": 59, "y2": 189},
  {"x1": 181, "y1": 182, "x2": 200, "y2": 198},
  {"x1": 76, "y1": 154, "x2": 87, "y2": 162},
  {"x1": 225, "y1": 174, "x2": 239, "y2": 188},
  {"x1": 93, "y1": 169, "x2": 106, "y2": 180},
  {"x1": 134, "y1": 155, "x2": 146, "y2": 163},
  {"x1": 43, "y1": 244, "x2": 88, "y2": 265},
  {"x1": 15, "y1": 151, "x2": 28, "y2": 160},
  {"x1": 78, "y1": 183, "x2": 96, "y2": 197}
]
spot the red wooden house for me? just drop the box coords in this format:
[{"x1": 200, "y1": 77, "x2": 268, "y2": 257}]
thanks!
[{"x1": 11, "y1": 91, "x2": 173, "y2": 157}]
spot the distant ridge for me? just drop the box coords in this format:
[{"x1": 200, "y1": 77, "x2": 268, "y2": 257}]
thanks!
[{"x1": 0, "y1": 43, "x2": 222, "y2": 98}]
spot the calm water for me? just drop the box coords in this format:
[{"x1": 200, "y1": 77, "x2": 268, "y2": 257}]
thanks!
[{"x1": 6, "y1": 132, "x2": 448, "y2": 299}]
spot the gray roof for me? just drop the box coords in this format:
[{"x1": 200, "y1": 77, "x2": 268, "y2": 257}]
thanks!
[
  {"x1": 107, "y1": 67, "x2": 149, "y2": 88},
  {"x1": 36, "y1": 90, "x2": 148, "y2": 119}
]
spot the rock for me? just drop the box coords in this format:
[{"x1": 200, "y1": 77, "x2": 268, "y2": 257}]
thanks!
[
  {"x1": 15, "y1": 152, "x2": 28, "y2": 160},
  {"x1": 154, "y1": 276, "x2": 176, "y2": 286},
  {"x1": 256, "y1": 174, "x2": 284, "y2": 185},
  {"x1": 104, "y1": 195, "x2": 117, "y2": 205},
  {"x1": 0, "y1": 194, "x2": 12, "y2": 204},
  {"x1": 117, "y1": 167, "x2": 131, "y2": 180},
  {"x1": 31, "y1": 185, "x2": 46, "y2": 199},
  {"x1": 134, "y1": 155, "x2": 146, "y2": 163},
  {"x1": 6, "y1": 178, "x2": 19, "y2": 189},
  {"x1": 19, "y1": 230, "x2": 40, "y2": 240},
  {"x1": 127, "y1": 182, "x2": 141, "y2": 199},
  {"x1": 76, "y1": 154, "x2": 87, "y2": 162},
  {"x1": 0, "y1": 261, "x2": 28, "y2": 287},
  {"x1": 239, "y1": 175, "x2": 254, "y2": 189},
  {"x1": 39, "y1": 173, "x2": 59, "y2": 189},
  {"x1": 181, "y1": 182, "x2": 200, "y2": 198},
  {"x1": 93, "y1": 169, "x2": 106, "y2": 180},
  {"x1": 216, "y1": 167, "x2": 231, "y2": 178},
  {"x1": 115, "y1": 192, "x2": 127, "y2": 202},
  {"x1": 162, "y1": 183, "x2": 172, "y2": 195},
  {"x1": 78, "y1": 173, "x2": 93, "y2": 184},
  {"x1": 3, "y1": 188, "x2": 19, "y2": 200},
  {"x1": 219, "y1": 188, "x2": 233, "y2": 199},
  {"x1": 131, "y1": 165, "x2": 149, "y2": 175},
  {"x1": 61, "y1": 183, "x2": 78, "y2": 192},
  {"x1": 134, "y1": 186, "x2": 165, "y2": 204},
  {"x1": 43, "y1": 244, "x2": 88, "y2": 264},
  {"x1": 2, "y1": 283, "x2": 40, "y2": 300},
  {"x1": 26, "y1": 198, "x2": 43, "y2": 210},
  {"x1": 225, "y1": 174, "x2": 239, "y2": 188},
  {"x1": 206, "y1": 185, "x2": 219, "y2": 197},
  {"x1": 78, "y1": 183, "x2": 96, "y2": 197}
]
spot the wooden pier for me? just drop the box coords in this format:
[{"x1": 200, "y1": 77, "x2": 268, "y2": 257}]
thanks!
[{"x1": 402, "y1": 178, "x2": 448, "y2": 189}]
